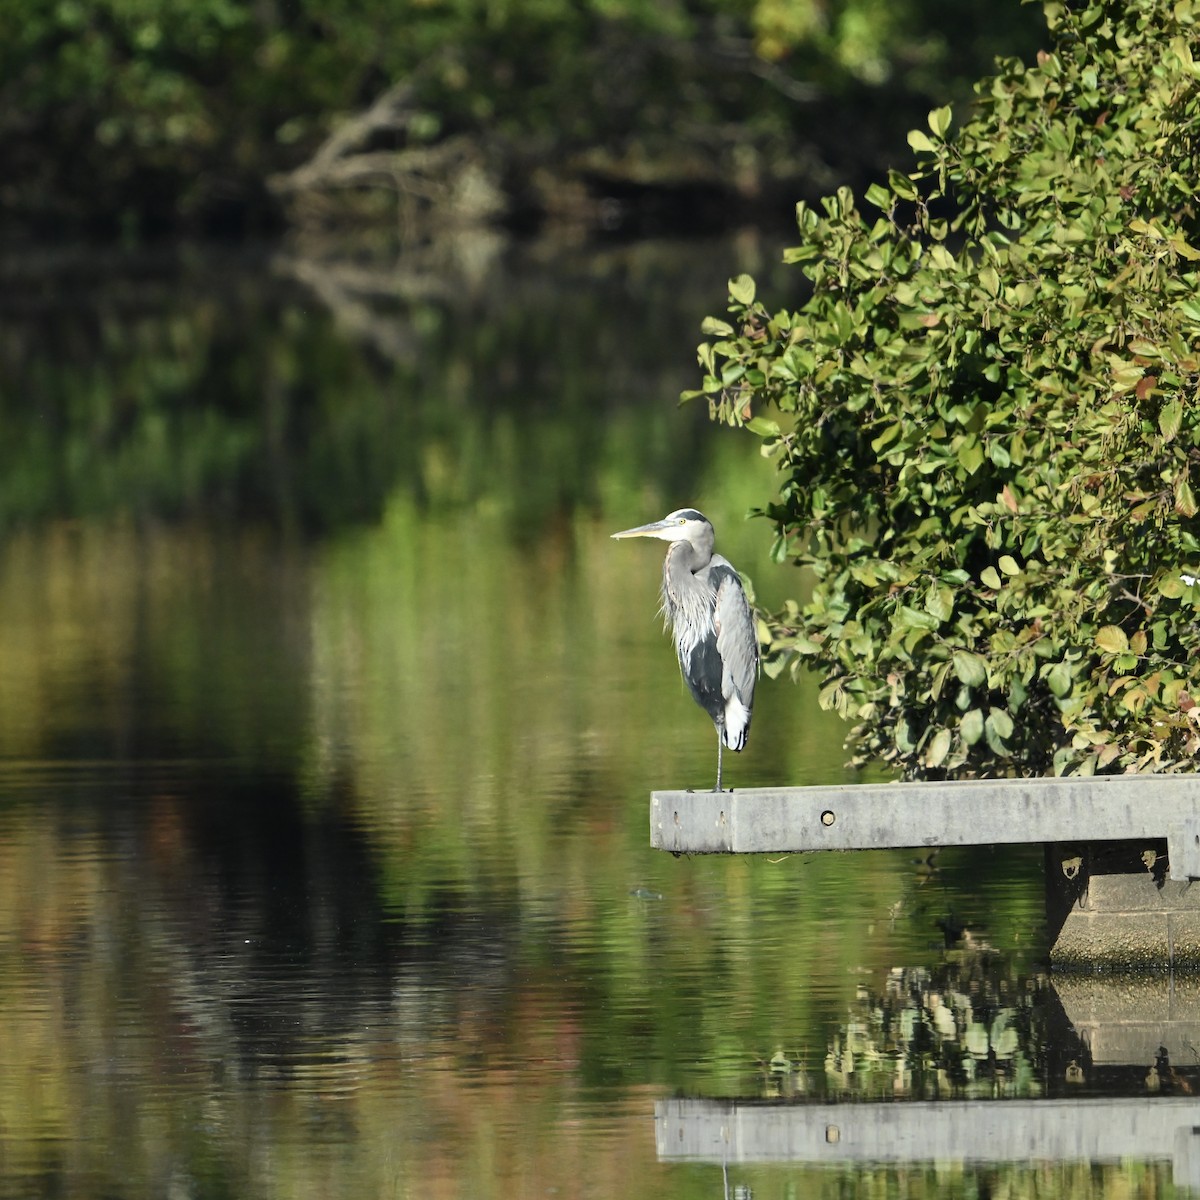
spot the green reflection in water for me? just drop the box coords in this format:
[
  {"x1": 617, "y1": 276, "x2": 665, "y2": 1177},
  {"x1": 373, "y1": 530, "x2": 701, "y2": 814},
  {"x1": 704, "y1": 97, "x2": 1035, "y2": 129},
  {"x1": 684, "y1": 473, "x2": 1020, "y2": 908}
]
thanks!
[
  {"x1": 0, "y1": 239, "x2": 1154, "y2": 1199},
  {"x1": 689, "y1": 1161, "x2": 1177, "y2": 1199},
  {"x1": 0, "y1": 236, "x2": 794, "y2": 536}
]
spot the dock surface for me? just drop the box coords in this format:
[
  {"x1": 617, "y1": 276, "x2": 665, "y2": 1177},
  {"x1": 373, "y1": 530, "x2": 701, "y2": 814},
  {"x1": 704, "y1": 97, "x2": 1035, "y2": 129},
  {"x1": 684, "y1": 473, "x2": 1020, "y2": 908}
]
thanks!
[{"x1": 651, "y1": 775, "x2": 1200, "y2": 879}]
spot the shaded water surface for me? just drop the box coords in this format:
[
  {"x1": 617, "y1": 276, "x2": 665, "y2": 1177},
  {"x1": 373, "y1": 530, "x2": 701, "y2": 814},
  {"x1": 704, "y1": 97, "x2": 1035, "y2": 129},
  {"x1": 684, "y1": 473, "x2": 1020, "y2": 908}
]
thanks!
[{"x1": 0, "y1": 238, "x2": 1190, "y2": 1197}]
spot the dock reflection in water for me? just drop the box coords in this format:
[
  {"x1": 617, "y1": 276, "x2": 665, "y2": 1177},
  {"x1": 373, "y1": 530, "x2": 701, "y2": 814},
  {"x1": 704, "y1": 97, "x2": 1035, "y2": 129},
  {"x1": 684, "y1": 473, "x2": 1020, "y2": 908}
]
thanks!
[
  {"x1": 656, "y1": 1095, "x2": 1200, "y2": 1193},
  {"x1": 659, "y1": 966, "x2": 1200, "y2": 1196}
]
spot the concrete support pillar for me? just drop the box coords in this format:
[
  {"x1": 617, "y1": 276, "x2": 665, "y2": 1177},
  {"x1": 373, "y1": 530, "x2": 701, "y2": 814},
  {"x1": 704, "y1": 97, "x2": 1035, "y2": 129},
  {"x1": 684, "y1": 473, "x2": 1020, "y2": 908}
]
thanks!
[{"x1": 1046, "y1": 840, "x2": 1200, "y2": 970}]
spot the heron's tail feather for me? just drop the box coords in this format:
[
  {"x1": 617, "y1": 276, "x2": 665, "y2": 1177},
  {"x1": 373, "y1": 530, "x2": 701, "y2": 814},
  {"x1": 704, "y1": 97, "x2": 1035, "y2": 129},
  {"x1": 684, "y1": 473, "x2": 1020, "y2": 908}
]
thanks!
[{"x1": 722, "y1": 697, "x2": 752, "y2": 751}]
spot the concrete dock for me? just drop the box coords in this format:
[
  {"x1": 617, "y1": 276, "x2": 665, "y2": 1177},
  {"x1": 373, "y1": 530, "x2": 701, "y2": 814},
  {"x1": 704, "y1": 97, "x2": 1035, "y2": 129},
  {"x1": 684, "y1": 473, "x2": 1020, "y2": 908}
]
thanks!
[{"x1": 651, "y1": 775, "x2": 1200, "y2": 967}]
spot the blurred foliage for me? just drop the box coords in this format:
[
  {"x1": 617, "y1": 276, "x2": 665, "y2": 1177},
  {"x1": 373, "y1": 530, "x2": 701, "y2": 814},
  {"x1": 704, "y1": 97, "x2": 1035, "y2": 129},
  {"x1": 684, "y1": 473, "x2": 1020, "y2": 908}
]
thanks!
[
  {"x1": 0, "y1": 0, "x2": 1044, "y2": 234},
  {"x1": 0, "y1": 237, "x2": 770, "y2": 533},
  {"x1": 726, "y1": 1158, "x2": 1177, "y2": 1199},
  {"x1": 692, "y1": 0, "x2": 1200, "y2": 778},
  {"x1": 0, "y1": 232, "x2": 874, "y2": 609},
  {"x1": 0, "y1": 522, "x2": 311, "y2": 764}
]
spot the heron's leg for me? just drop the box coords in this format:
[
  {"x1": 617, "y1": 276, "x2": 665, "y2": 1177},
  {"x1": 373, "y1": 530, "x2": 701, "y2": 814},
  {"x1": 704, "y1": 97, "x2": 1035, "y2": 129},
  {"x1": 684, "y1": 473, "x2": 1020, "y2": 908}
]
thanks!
[{"x1": 715, "y1": 729, "x2": 724, "y2": 792}]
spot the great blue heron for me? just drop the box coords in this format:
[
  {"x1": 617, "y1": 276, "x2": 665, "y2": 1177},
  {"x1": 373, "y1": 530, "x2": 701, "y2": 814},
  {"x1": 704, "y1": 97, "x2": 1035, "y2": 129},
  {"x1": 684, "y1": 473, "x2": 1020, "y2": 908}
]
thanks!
[{"x1": 612, "y1": 508, "x2": 758, "y2": 790}]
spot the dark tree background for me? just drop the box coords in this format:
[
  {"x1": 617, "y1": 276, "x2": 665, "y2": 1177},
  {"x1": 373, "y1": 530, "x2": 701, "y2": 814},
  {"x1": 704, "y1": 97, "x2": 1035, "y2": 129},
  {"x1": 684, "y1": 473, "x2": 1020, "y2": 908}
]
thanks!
[{"x1": 0, "y1": 0, "x2": 1044, "y2": 238}]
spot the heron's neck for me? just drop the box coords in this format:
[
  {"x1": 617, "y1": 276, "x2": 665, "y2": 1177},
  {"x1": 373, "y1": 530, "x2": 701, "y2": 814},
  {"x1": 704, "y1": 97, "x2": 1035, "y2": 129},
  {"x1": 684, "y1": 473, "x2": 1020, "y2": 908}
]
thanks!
[{"x1": 666, "y1": 537, "x2": 710, "y2": 576}]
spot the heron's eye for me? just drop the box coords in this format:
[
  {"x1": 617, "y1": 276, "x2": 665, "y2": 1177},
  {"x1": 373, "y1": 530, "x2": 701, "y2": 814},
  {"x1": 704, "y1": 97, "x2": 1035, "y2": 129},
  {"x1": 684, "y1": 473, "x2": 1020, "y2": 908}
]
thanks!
[{"x1": 677, "y1": 518, "x2": 686, "y2": 525}]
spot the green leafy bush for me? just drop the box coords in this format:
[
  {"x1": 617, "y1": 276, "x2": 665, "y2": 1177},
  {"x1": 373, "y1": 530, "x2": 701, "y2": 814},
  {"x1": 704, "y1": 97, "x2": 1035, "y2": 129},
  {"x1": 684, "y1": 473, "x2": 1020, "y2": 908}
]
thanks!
[{"x1": 693, "y1": 0, "x2": 1200, "y2": 777}]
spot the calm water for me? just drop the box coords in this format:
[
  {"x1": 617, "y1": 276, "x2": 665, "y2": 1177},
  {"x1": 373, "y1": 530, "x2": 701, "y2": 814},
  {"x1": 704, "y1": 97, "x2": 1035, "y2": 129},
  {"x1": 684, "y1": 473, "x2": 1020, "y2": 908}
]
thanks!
[{"x1": 0, "y1": 237, "x2": 1193, "y2": 1198}]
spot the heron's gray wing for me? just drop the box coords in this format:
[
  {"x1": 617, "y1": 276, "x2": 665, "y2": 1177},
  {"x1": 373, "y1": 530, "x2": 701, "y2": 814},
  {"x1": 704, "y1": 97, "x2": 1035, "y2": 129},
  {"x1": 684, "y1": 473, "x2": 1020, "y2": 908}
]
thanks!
[{"x1": 710, "y1": 562, "x2": 757, "y2": 748}]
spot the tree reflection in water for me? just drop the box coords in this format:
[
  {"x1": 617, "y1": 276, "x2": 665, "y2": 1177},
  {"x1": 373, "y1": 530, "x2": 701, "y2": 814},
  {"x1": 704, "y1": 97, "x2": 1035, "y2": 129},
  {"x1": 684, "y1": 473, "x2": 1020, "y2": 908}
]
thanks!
[{"x1": 0, "y1": 240, "x2": 1184, "y2": 1200}]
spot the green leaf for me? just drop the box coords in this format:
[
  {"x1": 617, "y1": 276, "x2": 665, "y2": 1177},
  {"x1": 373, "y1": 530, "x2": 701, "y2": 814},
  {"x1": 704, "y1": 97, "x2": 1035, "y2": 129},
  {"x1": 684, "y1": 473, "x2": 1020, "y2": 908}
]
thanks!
[
  {"x1": 928, "y1": 105, "x2": 953, "y2": 137},
  {"x1": 745, "y1": 416, "x2": 780, "y2": 437},
  {"x1": 985, "y1": 713, "x2": 1012, "y2": 756},
  {"x1": 871, "y1": 422, "x2": 902, "y2": 453},
  {"x1": 952, "y1": 650, "x2": 987, "y2": 688},
  {"x1": 1173, "y1": 237, "x2": 1200, "y2": 261},
  {"x1": 894, "y1": 715, "x2": 916, "y2": 752},
  {"x1": 888, "y1": 170, "x2": 918, "y2": 201},
  {"x1": 986, "y1": 707, "x2": 1014, "y2": 739},
  {"x1": 728, "y1": 274, "x2": 756, "y2": 306},
  {"x1": 1110, "y1": 360, "x2": 1145, "y2": 392},
  {"x1": 1046, "y1": 661, "x2": 1072, "y2": 698},
  {"x1": 898, "y1": 605, "x2": 940, "y2": 631},
  {"x1": 928, "y1": 245, "x2": 955, "y2": 270},
  {"x1": 700, "y1": 316, "x2": 734, "y2": 337},
  {"x1": 907, "y1": 129, "x2": 937, "y2": 154},
  {"x1": 998, "y1": 555, "x2": 1020, "y2": 576},
  {"x1": 925, "y1": 727, "x2": 952, "y2": 768},
  {"x1": 923, "y1": 583, "x2": 955, "y2": 624},
  {"x1": 761, "y1": 657, "x2": 788, "y2": 680},
  {"x1": 864, "y1": 182, "x2": 891, "y2": 210},
  {"x1": 961, "y1": 708, "x2": 985, "y2": 745},
  {"x1": 957, "y1": 437, "x2": 984, "y2": 475},
  {"x1": 980, "y1": 566, "x2": 1002, "y2": 590}
]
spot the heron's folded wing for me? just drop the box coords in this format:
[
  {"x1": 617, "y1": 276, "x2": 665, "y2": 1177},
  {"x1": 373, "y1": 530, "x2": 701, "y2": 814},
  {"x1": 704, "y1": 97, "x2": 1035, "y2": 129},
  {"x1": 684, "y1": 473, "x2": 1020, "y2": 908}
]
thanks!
[{"x1": 711, "y1": 566, "x2": 758, "y2": 707}]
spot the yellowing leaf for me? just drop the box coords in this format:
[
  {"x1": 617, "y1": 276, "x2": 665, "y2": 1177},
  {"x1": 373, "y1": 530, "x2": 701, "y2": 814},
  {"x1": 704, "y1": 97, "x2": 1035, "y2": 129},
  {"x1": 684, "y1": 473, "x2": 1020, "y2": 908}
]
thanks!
[
  {"x1": 1110, "y1": 360, "x2": 1145, "y2": 392},
  {"x1": 1176, "y1": 473, "x2": 1198, "y2": 518},
  {"x1": 1095, "y1": 625, "x2": 1129, "y2": 654},
  {"x1": 1159, "y1": 399, "x2": 1183, "y2": 442}
]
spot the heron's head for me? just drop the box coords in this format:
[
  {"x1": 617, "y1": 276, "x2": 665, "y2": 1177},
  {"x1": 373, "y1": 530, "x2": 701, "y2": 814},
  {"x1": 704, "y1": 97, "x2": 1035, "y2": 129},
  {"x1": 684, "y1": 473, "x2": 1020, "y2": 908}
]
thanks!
[{"x1": 611, "y1": 508, "x2": 712, "y2": 544}]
